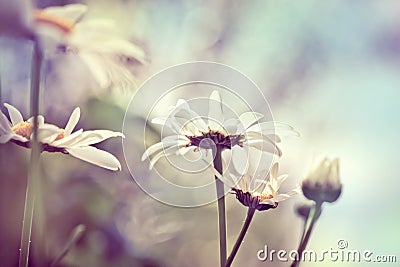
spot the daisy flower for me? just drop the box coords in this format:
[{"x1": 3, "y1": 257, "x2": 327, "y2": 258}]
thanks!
[
  {"x1": 0, "y1": 103, "x2": 124, "y2": 171},
  {"x1": 34, "y1": 4, "x2": 146, "y2": 90},
  {"x1": 216, "y1": 150, "x2": 299, "y2": 211},
  {"x1": 302, "y1": 157, "x2": 342, "y2": 203},
  {"x1": 142, "y1": 90, "x2": 298, "y2": 169}
]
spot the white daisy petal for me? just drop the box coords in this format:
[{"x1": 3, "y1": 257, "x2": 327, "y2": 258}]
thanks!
[
  {"x1": 0, "y1": 133, "x2": 13, "y2": 143},
  {"x1": 69, "y1": 130, "x2": 124, "y2": 147},
  {"x1": 208, "y1": 90, "x2": 224, "y2": 131},
  {"x1": 51, "y1": 129, "x2": 84, "y2": 147},
  {"x1": 4, "y1": 103, "x2": 23, "y2": 126},
  {"x1": 239, "y1": 112, "x2": 264, "y2": 130},
  {"x1": 65, "y1": 107, "x2": 80, "y2": 135},
  {"x1": 149, "y1": 145, "x2": 181, "y2": 170},
  {"x1": 151, "y1": 117, "x2": 168, "y2": 127},
  {"x1": 142, "y1": 135, "x2": 187, "y2": 161},
  {"x1": 260, "y1": 199, "x2": 276, "y2": 205},
  {"x1": 27, "y1": 115, "x2": 45, "y2": 126},
  {"x1": 0, "y1": 113, "x2": 13, "y2": 133},
  {"x1": 66, "y1": 146, "x2": 122, "y2": 171},
  {"x1": 39, "y1": 3, "x2": 88, "y2": 23},
  {"x1": 272, "y1": 194, "x2": 292, "y2": 202},
  {"x1": 37, "y1": 124, "x2": 62, "y2": 143},
  {"x1": 244, "y1": 139, "x2": 282, "y2": 157}
]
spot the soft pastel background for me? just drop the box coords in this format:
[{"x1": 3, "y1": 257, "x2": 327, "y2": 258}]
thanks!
[{"x1": 1, "y1": 0, "x2": 399, "y2": 266}]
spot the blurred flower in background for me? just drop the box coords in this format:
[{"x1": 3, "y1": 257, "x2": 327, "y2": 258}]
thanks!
[{"x1": 35, "y1": 4, "x2": 147, "y2": 91}]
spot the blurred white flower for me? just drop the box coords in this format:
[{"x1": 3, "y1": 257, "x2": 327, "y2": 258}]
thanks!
[
  {"x1": 34, "y1": 4, "x2": 146, "y2": 90},
  {"x1": 0, "y1": 0, "x2": 34, "y2": 38},
  {"x1": 302, "y1": 157, "x2": 342, "y2": 203},
  {"x1": 142, "y1": 90, "x2": 297, "y2": 169},
  {"x1": 0, "y1": 103, "x2": 124, "y2": 171},
  {"x1": 216, "y1": 149, "x2": 299, "y2": 211}
]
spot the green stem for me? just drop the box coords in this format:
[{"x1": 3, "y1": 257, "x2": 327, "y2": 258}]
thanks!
[
  {"x1": 214, "y1": 146, "x2": 227, "y2": 267},
  {"x1": 18, "y1": 39, "x2": 43, "y2": 267},
  {"x1": 290, "y1": 202, "x2": 322, "y2": 267},
  {"x1": 225, "y1": 208, "x2": 256, "y2": 267},
  {"x1": 50, "y1": 225, "x2": 86, "y2": 267}
]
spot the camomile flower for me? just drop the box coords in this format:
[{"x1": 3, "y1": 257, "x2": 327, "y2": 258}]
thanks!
[
  {"x1": 215, "y1": 150, "x2": 299, "y2": 211},
  {"x1": 142, "y1": 90, "x2": 298, "y2": 169},
  {"x1": 34, "y1": 4, "x2": 146, "y2": 90},
  {"x1": 0, "y1": 103, "x2": 124, "y2": 171}
]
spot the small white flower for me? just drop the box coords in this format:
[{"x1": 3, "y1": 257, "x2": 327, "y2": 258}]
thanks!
[
  {"x1": 142, "y1": 90, "x2": 297, "y2": 169},
  {"x1": 302, "y1": 157, "x2": 342, "y2": 203},
  {"x1": 34, "y1": 4, "x2": 146, "y2": 90},
  {"x1": 216, "y1": 149, "x2": 299, "y2": 211},
  {"x1": 0, "y1": 103, "x2": 124, "y2": 171}
]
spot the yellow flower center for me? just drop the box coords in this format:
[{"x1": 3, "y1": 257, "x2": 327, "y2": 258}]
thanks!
[
  {"x1": 258, "y1": 193, "x2": 273, "y2": 202},
  {"x1": 12, "y1": 121, "x2": 33, "y2": 139},
  {"x1": 54, "y1": 130, "x2": 65, "y2": 141},
  {"x1": 34, "y1": 10, "x2": 76, "y2": 33}
]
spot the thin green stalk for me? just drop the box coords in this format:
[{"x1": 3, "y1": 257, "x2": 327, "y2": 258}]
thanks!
[
  {"x1": 290, "y1": 202, "x2": 322, "y2": 267},
  {"x1": 225, "y1": 208, "x2": 256, "y2": 267},
  {"x1": 50, "y1": 225, "x2": 86, "y2": 267},
  {"x1": 214, "y1": 146, "x2": 227, "y2": 267},
  {"x1": 19, "y1": 39, "x2": 43, "y2": 267}
]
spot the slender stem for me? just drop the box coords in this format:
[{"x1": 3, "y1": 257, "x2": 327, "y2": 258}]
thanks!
[
  {"x1": 214, "y1": 146, "x2": 227, "y2": 267},
  {"x1": 225, "y1": 208, "x2": 256, "y2": 267},
  {"x1": 290, "y1": 202, "x2": 322, "y2": 267},
  {"x1": 19, "y1": 39, "x2": 43, "y2": 267},
  {"x1": 51, "y1": 225, "x2": 86, "y2": 267}
]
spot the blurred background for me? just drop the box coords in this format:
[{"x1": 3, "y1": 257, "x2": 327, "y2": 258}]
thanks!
[{"x1": 1, "y1": 0, "x2": 400, "y2": 266}]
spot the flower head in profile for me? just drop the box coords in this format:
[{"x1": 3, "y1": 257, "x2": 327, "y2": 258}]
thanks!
[
  {"x1": 34, "y1": 4, "x2": 146, "y2": 90},
  {"x1": 142, "y1": 90, "x2": 297, "y2": 169},
  {"x1": 302, "y1": 157, "x2": 342, "y2": 204},
  {"x1": 217, "y1": 150, "x2": 299, "y2": 211},
  {"x1": 0, "y1": 103, "x2": 124, "y2": 171}
]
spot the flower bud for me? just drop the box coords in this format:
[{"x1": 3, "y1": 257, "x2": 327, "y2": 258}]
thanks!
[{"x1": 301, "y1": 157, "x2": 342, "y2": 203}]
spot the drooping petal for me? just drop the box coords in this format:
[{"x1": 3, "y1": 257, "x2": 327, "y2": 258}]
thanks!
[
  {"x1": 148, "y1": 144, "x2": 182, "y2": 170},
  {"x1": 212, "y1": 165, "x2": 237, "y2": 188},
  {"x1": 66, "y1": 146, "x2": 122, "y2": 171},
  {"x1": 4, "y1": 103, "x2": 23, "y2": 126},
  {"x1": 65, "y1": 107, "x2": 80, "y2": 135},
  {"x1": 142, "y1": 135, "x2": 188, "y2": 161}
]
